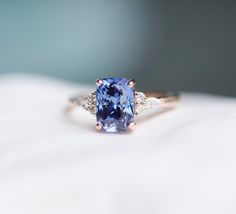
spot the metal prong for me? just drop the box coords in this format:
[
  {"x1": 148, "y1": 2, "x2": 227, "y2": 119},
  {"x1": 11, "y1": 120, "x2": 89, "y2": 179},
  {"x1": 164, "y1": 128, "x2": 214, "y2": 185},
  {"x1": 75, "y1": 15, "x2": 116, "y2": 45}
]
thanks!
[
  {"x1": 96, "y1": 123, "x2": 102, "y2": 131},
  {"x1": 128, "y1": 79, "x2": 135, "y2": 88},
  {"x1": 128, "y1": 122, "x2": 136, "y2": 131},
  {"x1": 96, "y1": 79, "x2": 103, "y2": 86}
]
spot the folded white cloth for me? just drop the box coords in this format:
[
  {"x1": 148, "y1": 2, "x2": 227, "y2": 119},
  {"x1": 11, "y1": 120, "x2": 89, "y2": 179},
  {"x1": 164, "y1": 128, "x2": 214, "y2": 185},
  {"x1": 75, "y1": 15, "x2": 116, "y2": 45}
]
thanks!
[{"x1": 0, "y1": 74, "x2": 236, "y2": 214}]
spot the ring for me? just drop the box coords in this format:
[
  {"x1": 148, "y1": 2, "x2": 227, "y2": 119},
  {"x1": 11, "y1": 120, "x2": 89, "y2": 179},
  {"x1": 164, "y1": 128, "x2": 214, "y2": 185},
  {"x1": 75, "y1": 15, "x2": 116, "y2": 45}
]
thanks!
[{"x1": 67, "y1": 77, "x2": 179, "y2": 133}]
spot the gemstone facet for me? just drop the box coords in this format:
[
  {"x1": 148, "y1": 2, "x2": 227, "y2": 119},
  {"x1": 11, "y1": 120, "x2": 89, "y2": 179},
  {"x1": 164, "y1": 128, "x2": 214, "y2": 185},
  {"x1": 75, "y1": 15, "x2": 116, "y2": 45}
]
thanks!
[{"x1": 96, "y1": 78, "x2": 135, "y2": 132}]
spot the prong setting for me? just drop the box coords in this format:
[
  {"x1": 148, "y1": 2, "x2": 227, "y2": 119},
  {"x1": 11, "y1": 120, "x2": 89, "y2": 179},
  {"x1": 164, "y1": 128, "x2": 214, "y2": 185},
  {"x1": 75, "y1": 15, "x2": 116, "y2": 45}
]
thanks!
[
  {"x1": 128, "y1": 79, "x2": 135, "y2": 88},
  {"x1": 128, "y1": 122, "x2": 136, "y2": 131},
  {"x1": 96, "y1": 123, "x2": 102, "y2": 131},
  {"x1": 96, "y1": 79, "x2": 103, "y2": 86}
]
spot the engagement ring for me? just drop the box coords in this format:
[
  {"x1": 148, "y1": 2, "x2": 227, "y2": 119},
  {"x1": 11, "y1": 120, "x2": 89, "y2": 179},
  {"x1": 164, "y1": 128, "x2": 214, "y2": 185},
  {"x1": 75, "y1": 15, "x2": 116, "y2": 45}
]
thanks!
[{"x1": 67, "y1": 77, "x2": 179, "y2": 133}]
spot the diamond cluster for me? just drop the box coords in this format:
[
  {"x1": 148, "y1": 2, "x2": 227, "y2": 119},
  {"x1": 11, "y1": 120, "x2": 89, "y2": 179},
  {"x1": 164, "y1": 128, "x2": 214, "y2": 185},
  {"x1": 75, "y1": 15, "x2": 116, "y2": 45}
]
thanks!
[
  {"x1": 136, "y1": 92, "x2": 161, "y2": 115},
  {"x1": 71, "y1": 92, "x2": 96, "y2": 114}
]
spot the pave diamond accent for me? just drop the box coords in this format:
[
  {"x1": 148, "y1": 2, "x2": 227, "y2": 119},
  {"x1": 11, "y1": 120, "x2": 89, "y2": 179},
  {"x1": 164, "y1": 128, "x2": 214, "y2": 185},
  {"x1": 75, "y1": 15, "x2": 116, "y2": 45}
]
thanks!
[
  {"x1": 82, "y1": 92, "x2": 96, "y2": 114},
  {"x1": 135, "y1": 92, "x2": 161, "y2": 115},
  {"x1": 70, "y1": 92, "x2": 96, "y2": 114}
]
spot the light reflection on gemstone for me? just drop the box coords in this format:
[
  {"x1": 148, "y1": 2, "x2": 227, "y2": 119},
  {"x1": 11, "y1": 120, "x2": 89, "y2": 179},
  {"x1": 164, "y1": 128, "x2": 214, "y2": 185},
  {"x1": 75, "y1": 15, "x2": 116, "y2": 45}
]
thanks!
[{"x1": 96, "y1": 78, "x2": 134, "y2": 132}]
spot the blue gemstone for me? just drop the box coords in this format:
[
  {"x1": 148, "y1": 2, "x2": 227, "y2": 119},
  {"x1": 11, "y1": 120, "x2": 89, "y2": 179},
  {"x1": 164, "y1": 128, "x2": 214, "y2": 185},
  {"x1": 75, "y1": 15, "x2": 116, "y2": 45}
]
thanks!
[{"x1": 96, "y1": 78, "x2": 135, "y2": 132}]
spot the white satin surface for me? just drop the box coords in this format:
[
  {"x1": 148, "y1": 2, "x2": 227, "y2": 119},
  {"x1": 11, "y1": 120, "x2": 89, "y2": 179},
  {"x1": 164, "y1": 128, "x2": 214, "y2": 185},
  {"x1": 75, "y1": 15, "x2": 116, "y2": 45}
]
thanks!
[{"x1": 0, "y1": 75, "x2": 236, "y2": 214}]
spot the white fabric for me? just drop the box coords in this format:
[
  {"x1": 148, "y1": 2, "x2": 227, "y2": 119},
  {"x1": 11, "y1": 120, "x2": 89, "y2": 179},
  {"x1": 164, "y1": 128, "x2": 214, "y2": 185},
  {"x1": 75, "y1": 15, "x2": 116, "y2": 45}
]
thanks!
[{"x1": 0, "y1": 74, "x2": 236, "y2": 214}]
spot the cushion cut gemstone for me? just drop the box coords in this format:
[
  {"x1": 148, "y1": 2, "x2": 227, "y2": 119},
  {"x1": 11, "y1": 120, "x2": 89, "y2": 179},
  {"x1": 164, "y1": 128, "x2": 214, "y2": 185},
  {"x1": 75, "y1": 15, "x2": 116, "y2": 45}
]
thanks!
[{"x1": 96, "y1": 78, "x2": 135, "y2": 132}]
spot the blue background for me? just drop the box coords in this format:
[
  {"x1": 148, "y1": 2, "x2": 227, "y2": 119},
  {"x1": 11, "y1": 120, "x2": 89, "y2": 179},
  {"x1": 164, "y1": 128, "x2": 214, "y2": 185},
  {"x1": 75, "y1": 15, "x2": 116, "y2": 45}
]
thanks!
[{"x1": 0, "y1": 0, "x2": 235, "y2": 96}]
